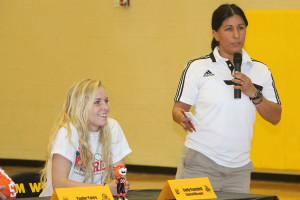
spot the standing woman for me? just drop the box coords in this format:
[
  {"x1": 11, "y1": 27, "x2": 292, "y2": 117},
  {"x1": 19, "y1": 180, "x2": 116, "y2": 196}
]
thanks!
[
  {"x1": 172, "y1": 4, "x2": 281, "y2": 193},
  {"x1": 40, "y1": 79, "x2": 132, "y2": 197}
]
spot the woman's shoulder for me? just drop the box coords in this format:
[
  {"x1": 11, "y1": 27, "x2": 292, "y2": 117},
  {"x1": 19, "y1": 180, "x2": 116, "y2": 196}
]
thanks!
[
  {"x1": 251, "y1": 58, "x2": 268, "y2": 67},
  {"x1": 57, "y1": 123, "x2": 76, "y2": 132},
  {"x1": 107, "y1": 118, "x2": 126, "y2": 138},
  {"x1": 250, "y1": 58, "x2": 271, "y2": 75},
  {"x1": 186, "y1": 53, "x2": 215, "y2": 69},
  {"x1": 190, "y1": 53, "x2": 213, "y2": 63},
  {"x1": 56, "y1": 123, "x2": 79, "y2": 140},
  {"x1": 108, "y1": 117, "x2": 117, "y2": 124},
  {"x1": 107, "y1": 118, "x2": 120, "y2": 129},
  {"x1": 242, "y1": 50, "x2": 270, "y2": 73}
]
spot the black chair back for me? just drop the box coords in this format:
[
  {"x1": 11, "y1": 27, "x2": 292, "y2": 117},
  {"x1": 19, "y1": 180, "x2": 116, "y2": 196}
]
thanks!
[{"x1": 8, "y1": 170, "x2": 42, "y2": 198}]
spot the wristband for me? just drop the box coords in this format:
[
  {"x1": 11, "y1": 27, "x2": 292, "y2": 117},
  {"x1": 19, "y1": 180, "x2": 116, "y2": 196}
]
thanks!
[
  {"x1": 250, "y1": 90, "x2": 262, "y2": 100},
  {"x1": 253, "y1": 96, "x2": 263, "y2": 105}
]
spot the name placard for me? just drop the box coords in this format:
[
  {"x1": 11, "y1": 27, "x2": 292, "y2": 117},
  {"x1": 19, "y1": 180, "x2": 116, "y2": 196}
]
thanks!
[
  {"x1": 157, "y1": 177, "x2": 217, "y2": 200},
  {"x1": 51, "y1": 186, "x2": 113, "y2": 200}
]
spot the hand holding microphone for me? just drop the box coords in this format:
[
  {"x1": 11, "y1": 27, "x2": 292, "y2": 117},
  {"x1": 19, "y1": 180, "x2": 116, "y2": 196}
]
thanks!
[
  {"x1": 233, "y1": 52, "x2": 242, "y2": 99},
  {"x1": 232, "y1": 53, "x2": 258, "y2": 99}
]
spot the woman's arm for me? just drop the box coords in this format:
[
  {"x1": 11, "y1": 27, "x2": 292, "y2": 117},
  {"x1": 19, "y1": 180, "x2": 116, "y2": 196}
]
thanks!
[
  {"x1": 52, "y1": 154, "x2": 126, "y2": 196},
  {"x1": 233, "y1": 71, "x2": 282, "y2": 125},
  {"x1": 172, "y1": 101, "x2": 193, "y2": 132},
  {"x1": 52, "y1": 154, "x2": 104, "y2": 188},
  {"x1": 252, "y1": 96, "x2": 282, "y2": 125}
]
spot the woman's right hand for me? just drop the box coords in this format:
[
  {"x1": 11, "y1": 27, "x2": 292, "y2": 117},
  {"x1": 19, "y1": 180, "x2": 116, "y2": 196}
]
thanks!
[
  {"x1": 0, "y1": 186, "x2": 7, "y2": 200},
  {"x1": 106, "y1": 180, "x2": 117, "y2": 196},
  {"x1": 172, "y1": 101, "x2": 193, "y2": 132},
  {"x1": 180, "y1": 115, "x2": 194, "y2": 132},
  {"x1": 105, "y1": 179, "x2": 130, "y2": 196}
]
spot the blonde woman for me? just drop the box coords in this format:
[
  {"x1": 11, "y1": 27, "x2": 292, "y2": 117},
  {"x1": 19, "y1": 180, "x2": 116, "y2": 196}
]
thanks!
[{"x1": 40, "y1": 79, "x2": 132, "y2": 197}]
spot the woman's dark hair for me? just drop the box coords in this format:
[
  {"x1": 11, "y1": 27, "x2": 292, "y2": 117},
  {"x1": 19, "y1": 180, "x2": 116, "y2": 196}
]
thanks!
[{"x1": 211, "y1": 4, "x2": 248, "y2": 50}]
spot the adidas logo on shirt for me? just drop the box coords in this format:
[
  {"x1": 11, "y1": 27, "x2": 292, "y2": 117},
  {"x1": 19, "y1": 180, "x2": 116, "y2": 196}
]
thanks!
[{"x1": 203, "y1": 70, "x2": 214, "y2": 77}]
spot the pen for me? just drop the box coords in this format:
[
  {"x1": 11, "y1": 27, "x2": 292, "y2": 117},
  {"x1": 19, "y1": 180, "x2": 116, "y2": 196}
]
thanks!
[{"x1": 180, "y1": 110, "x2": 196, "y2": 132}]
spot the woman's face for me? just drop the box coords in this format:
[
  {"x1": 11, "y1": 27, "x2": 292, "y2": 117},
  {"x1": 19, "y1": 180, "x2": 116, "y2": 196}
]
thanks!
[
  {"x1": 213, "y1": 14, "x2": 246, "y2": 59},
  {"x1": 88, "y1": 87, "x2": 110, "y2": 132}
]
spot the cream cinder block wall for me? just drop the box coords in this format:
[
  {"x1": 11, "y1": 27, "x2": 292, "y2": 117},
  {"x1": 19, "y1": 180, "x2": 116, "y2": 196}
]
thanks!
[{"x1": 0, "y1": 0, "x2": 299, "y2": 171}]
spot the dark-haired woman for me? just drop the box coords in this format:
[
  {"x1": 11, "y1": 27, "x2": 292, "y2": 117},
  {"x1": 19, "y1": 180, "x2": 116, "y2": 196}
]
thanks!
[{"x1": 172, "y1": 4, "x2": 281, "y2": 193}]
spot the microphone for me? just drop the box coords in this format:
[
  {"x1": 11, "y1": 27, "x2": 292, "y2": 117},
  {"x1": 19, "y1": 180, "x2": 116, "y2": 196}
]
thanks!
[{"x1": 234, "y1": 52, "x2": 242, "y2": 99}]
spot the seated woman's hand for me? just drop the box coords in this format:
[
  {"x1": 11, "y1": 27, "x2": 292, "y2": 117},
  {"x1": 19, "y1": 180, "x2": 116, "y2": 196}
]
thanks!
[
  {"x1": 106, "y1": 180, "x2": 117, "y2": 196},
  {"x1": 105, "y1": 179, "x2": 130, "y2": 196},
  {"x1": 125, "y1": 180, "x2": 130, "y2": 193},
  {"x1": 0, "y1": 186, "x2": 7, "y2": 200}
]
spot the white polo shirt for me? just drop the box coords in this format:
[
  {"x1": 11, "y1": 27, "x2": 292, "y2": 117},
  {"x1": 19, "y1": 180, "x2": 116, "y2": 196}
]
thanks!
[{"x1": 174, "y1": 47, "x2": 280, "y2": 168}]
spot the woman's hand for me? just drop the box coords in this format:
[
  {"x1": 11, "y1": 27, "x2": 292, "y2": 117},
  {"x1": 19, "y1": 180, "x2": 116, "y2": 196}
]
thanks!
[
  {"x1": 180, "y1": 115, "x2": 194, "y2": 132},
  {"x1": 172, "y1": 101, "x2": 194, "y2": 132},
  {"x1": 106, "y1": 179, "x2": 130, "y2": 196},
  {"x1": 106, "y1": 180, "x2": 117, "y2": 196},
  {"x1": 0, "y1": 186, "x2": 7, "y2": 200},
  {"x1": 232, "y1": 71, "x2": 257, "y2": 98}
]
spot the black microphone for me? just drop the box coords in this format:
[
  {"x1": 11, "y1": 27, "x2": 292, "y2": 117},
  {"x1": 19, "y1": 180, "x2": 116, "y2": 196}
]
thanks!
[{"x1": 234, "y1": 52, "x2": 242, "y2": 99}]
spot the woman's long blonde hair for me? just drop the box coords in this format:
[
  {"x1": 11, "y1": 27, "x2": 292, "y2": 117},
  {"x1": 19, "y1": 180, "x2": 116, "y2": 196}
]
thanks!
[{"x1": 41, "y1": 79, "x2": 112, "y2": 187}]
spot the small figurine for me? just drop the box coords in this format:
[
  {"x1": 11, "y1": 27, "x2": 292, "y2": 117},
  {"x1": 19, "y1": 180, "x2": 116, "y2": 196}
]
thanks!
[{"x1": 113, "y1": 164, "x2": 128, "y2": 200}]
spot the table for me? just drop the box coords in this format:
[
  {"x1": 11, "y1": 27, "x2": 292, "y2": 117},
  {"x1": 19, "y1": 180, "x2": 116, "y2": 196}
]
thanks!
[{"x1": 19, "y1": 189, "x2": 279, "y2": 200}]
